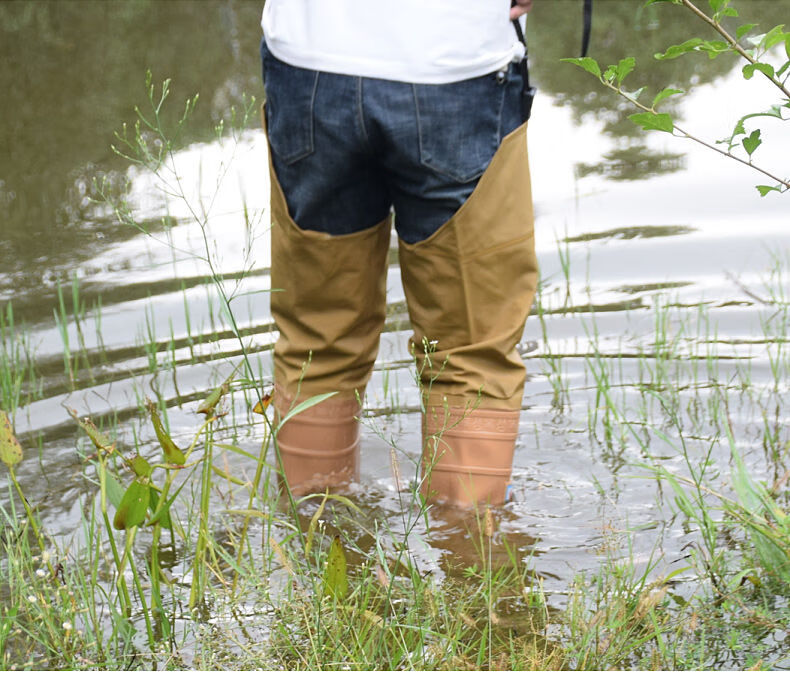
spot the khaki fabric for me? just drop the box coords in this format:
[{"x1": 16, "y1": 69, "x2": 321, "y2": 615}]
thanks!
[
  {"x1": 398, "y1": 122, "x2": 537, "y2": 411},
  {"x1": 266, "y1": 107, "x2": 391, "y2": 400}
]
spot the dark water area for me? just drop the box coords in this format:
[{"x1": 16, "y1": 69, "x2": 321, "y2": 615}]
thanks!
[{"x1": 1, "y1": 0, "x2": 790, "y2": 666}]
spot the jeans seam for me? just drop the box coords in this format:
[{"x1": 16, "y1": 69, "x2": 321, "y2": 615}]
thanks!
[
  {"x1": 357, "y1": 77, "x2": 372, "y2": 153},
  {"x1": 308, "y1": 71, "x2": 320, "y2": 156},
  {"x1": 412, "y1": 83, "x2": 424, "y2": 172}
]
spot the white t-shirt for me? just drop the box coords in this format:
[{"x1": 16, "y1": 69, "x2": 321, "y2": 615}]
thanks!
[{"x1": 261, "y1": 0, "x2": 525, "y2": 85}]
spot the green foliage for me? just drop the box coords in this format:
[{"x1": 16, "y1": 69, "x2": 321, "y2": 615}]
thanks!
[{"x1": 562, "y1": 0, "x2": 790, "y2": 196}]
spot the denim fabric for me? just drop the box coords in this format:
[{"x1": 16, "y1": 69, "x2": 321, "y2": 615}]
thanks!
[{"x1": 260, "y1": 38, "x2": 523, "y2": 244}]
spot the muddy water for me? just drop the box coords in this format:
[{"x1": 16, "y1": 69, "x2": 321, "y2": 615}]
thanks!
[{"x1": 2, "y1": 0, "x2": 789, "y2": 626}]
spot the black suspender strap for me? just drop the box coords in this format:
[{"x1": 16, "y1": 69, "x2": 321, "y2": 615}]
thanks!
[
  {"x1": 510, "y1": 6, "x2": 536, "y2": 122},
  {"x1": 581, "y1": 0, "x2": 593, "y2": 57}
]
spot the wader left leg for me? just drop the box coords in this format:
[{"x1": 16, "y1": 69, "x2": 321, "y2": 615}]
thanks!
[{"x1": 398, "y1": 123, "x2": 537, "y2": 507}]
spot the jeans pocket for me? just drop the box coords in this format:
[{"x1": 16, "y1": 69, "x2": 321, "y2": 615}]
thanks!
[
  {"x1": 261, "y1": 42, "x2": 319, "y2": 164},
  {"x1": 413, "y1": 70, "x2": 508, "y2": 183}
]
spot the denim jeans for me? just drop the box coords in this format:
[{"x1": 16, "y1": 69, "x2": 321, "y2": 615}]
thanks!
[{"x1": 260, "y1": 38, "x2": 523, "y2": 244}]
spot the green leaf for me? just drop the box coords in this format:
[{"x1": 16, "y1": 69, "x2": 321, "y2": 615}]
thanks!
[
  {"x1": 742, "y1": 129, "x2": 762, "y2": 156},
  {"x1": 756, "y1": 185, "x2": 782, "y2": 196},
  {"x1": 736, "y1": 23, "x2": 757, "y2": 41},
  {"x1": 655, "y1": 38, "x2": 703, "y2": 60},
  {"x1": 323, "y1": 535, "x2": 349, "y2": 600},
  {"x1": 616, "y1": 57, "x2": 636, "y2": 86},
  {"x1": 0, "y1": 410, "x2": 23, "y2": 467},
  {"x1": 105, "y1": 472, "x2": 125, "y2": 510},
  {"x1": 652, "y1": 88, "x2": 684, "y2": 108},
  {"x1": 761, "y1": 25, "x2": 787, "y2": 50},
  {"x1": 148, "y1": 487, "x2": 172, "y2": 528},
  {"x1": 130, "y1": 454, "x2": 152, "y2": 479},
  {"x1": 146, "y1": 399, "x2": 186, "y2": 465},
  {"x1": 743, "y1": 62, "x2": 776, "y2": 80},
  {"x1": 113, "y1": 479, "x2": 150, "y2": 530},
  {"x1": 629, "y1": 112, "x2": 675, "y2": 133},
  {"x1": 560, "y1": 57, "x2": 602, "y2": 79}
]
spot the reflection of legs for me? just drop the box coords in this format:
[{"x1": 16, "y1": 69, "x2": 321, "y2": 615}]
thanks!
[
  {"x1": 268, "y1": 154, "x2": 391, "y2": 495},
  {"x1": 398, "y1": 125, "x2": 538, "y2": 507}
]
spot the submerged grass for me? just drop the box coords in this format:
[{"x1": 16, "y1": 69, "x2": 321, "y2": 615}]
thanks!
[{"x1": 2, "y1": 75, "x2": 790, "y2": 670}]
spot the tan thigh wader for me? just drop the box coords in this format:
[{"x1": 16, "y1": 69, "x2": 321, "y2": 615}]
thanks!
[{"x1": 265, "y1": 106, "x2": 537, "y2": 505}]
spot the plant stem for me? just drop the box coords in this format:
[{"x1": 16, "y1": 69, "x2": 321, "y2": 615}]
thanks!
[
  {"x1": 681, "y1": 0, "x2": 790, "y2": 99},
  {"x1": 602, "y1": 79, "x2": 790, "y2": 190}
]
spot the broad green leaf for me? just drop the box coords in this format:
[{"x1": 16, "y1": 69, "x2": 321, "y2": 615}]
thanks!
[
  {"x1": 736, "y1": 23, "x2": 757, "y2": 41},
  {"x1": 700, "y1": 40, "x2": 730, "y2": 59},
  {"x1": 708, "y1": 0, "x2": 726, "y2": 12},
  {"x1": 0, "y1": 410, "x2": 23, "y2": 467},
  {"x1": 276, "y1": 392, "x2": 338, "y2": 431},
  {"x1": 742, "y1": 129, "x2": 762, "y2": 156},
  {"x1": 756, "y1": 185, "x2": 782, "y2": 196},
  {"x1": 743, "y1": 62, "x2": 776, "y2": 80},
  {"x1": 616, "y1": 57, "x2": 636, "y2": 86},
  {"x1": 130, "y1": 454, "x2": 152, "y2": 479},
  {"x1": 560, "y1": 57, "x2": 602, "y2": 79},
  {"x1": 652, "y1": 87, "x2": 684, "y2": 108},
  {"x1": 148, "y1": 487, "x2": 172, "y2": 528},
  {"x1": 761, "y1": 25, "x2": 787, "y2": 50},
  {"x1": 323, "y1": 535, "x2": 348, "y2": 600},
  {"x1": 113, "y1": 479, "x2": 150, "y2": 530},
  {"x1": 146, "y1": 399, "x2": 186, "y2": 465},
  {"x1": 105, "y1": 472, "x2": 125, "y2": 509},
  {"x1": 655, "y1": 38, "x2": 703, "y2": 60},
  {"x1": 629, "y1": 112, "x2": 675, "y2": 133}
]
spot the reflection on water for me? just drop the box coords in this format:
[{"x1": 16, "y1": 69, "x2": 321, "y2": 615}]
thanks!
[
  {"x1": 1, "y1": 0, "x2": 790, "y2": 664},
  {"x1": 575, "y1": 145, "x2": 687, "y2": 182}
]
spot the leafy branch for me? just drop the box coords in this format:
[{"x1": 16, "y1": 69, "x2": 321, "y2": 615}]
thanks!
[{"x1": 562, "y1": 0, "x2": 790, "y2": 196}]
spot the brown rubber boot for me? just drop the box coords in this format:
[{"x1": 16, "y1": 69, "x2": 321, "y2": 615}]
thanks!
[
  {"x1": 421, "y1": 406, "x2": 519, "y2": 507},
  {"x1": 274, "y1": 386, "x2": 362, "y2": 496}
]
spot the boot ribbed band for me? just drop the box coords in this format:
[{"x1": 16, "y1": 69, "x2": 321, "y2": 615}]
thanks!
[
  {"x1": 273, "y1": 386, "x2": 362, "y2": 495},
  {"x1": 422, "y1": 406, "x2": 520, "y2": 507}
]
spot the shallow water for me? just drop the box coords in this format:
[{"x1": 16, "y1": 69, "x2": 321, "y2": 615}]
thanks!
[{"x1": 2, "y1": 0, "x2": 790, "y2": 658}]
